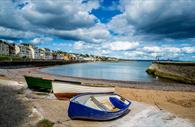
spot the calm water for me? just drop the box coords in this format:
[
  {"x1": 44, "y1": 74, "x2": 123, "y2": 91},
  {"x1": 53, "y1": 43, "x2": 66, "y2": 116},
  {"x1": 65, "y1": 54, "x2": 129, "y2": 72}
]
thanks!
[{"x1": 42, "y1": 61, "x2": 155, "y2": 82}]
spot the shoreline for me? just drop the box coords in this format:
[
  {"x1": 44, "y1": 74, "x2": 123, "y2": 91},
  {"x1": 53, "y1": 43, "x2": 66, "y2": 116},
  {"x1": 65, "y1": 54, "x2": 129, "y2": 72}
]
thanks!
[
  {"x1": 1, "y1": 66, "x2": 195, "y2": 91},
  {"x1": 0, "y1": 66, "x2": 195, "y2": 92},
  {"x1": 0, "y1": 66, "x2": 195, "y2": 123},
  {"x1": 2, "y1": 60, "x2": 194, "y2": 90},
  {"x1": 41, "y1": 72, "x2": 195, "y2": 91}
]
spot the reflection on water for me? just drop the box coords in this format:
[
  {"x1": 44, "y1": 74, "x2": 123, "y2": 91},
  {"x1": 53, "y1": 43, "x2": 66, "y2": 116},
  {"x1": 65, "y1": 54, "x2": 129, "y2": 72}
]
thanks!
[{"x1": 42, "y1": 61, "x2": 155, "y2": 82}]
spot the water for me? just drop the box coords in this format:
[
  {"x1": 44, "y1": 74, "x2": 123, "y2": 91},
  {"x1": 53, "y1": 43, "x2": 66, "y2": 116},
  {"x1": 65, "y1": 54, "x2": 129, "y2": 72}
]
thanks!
[{"x1": 42, "y1": 61, "x2": 155, "y2": 82}]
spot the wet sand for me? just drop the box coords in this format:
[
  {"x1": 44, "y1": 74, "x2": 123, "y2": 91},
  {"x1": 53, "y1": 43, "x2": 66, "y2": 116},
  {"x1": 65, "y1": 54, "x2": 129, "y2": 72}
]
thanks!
[{"x1": 0, "y1": 67, "x2": 195, "y2": 126}]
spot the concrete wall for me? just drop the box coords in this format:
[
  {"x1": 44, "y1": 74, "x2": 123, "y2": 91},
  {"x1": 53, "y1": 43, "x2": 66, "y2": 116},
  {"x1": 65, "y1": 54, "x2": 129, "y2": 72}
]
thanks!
[
  {"x1": 0, "y1": 60, "x2": 86, "y2": 68},
  {"x1": 146, "y1": 61, "x2": 195, "y2": 84}
]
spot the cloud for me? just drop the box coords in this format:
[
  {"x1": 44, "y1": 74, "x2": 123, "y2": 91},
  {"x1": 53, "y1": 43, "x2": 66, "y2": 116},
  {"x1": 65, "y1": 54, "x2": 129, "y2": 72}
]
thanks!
[
  {"x1": 0, "y1": 26, "x2": 37, "y2": 39},
  {"x1": 0, "y1": 0, "x2": 101, "y2": 41},
  {"x1": 118, "y1": 0, "x2": 195, "y2": 39},
  {"x1": 73, "y1": 41, "x2": 85, "y2": 50},
  {"x1": 21, "y1": 0, "x2": 98, "y2": 30},
  {"x1": 142, "y1": 46, "x2": 161, "y2": 53},
  {"x1": 0, "y1": 0, "x2": 28, "y2": 30},
  {"x1": 142, "y1": 46, "x2": 182, "y2": 53},
  {"x1": 122, "y1": 44, "x2": 195, "y2": 60},
  {"x1": 124, "y1": 51, "x2": 146, "y2": 59},
  {"x1": 107, "y1": 14, "x2": 134, "y2": 35},
  {"x1": 142, "y1": 46, "x2": 195, "y2": 54},
  {"x1": 83, "y1": 0, "x2": 100, "y2": 11},
  {"x1": 0, "y1": 0, "x2": 194, "y2": 61},
  {"x1": 31, "y1": 37, "x2": 53, "y2": 44},
  {"x1": 182, "y1": 47, "x2": 195, "y2": 53},
  {"x1": 104, "y1": 41, "x2": 139, "y2": 51},
  {"x1": 44, "y1": 23, "x2": 110, "y2": 43},
  {"x1": 94, "y1": 49, "x2": 110, "y2": 56}
]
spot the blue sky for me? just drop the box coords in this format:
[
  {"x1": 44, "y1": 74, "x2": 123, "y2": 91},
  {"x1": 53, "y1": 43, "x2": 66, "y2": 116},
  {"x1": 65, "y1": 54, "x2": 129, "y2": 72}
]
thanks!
[{"x1": 0, "y1": 0, "x2": 195, "y2": 61}]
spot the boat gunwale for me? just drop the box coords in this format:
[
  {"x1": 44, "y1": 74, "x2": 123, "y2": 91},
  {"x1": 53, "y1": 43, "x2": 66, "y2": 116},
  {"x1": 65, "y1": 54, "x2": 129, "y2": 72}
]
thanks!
[
  {"x1": 24, "y1": 75, "x2": 54, "y2": 81},
  {"x1": 53, "y1": 80, "x2": 115, "y2": 88},
  {"x1": 69, "y1": 93, "x2": 131, "y2": 113},
  {"x1": 54, "y1": 79, "x2": 82, "y2": 85}
]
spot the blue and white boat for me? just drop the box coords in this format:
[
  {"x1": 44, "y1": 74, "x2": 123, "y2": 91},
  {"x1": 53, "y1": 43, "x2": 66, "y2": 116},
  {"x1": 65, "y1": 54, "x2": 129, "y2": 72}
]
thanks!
[{"x1": 68, "y1": 93, "x2": 131, "y2": 120}]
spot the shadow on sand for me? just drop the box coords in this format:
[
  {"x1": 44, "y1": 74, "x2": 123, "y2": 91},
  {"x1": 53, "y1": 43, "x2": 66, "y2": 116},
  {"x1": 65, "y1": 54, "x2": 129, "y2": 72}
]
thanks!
[{"x1": 0, "y1": 84, "x2": 30, "y2": 127}]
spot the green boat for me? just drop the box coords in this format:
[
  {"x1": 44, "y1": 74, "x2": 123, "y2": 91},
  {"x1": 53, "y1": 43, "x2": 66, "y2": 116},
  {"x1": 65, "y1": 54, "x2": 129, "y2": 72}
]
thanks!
[{"x1": 24, "y1": 76, "x2": 53, "y2": 91}]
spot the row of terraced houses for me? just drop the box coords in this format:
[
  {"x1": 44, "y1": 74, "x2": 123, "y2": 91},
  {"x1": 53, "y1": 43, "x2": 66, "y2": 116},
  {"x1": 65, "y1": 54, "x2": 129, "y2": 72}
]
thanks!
[
  {"x1": 0, "y1": 40, "x2": 118, "y2": 61},
  {"x1": 0, "y1": 40, "x2": 77, "y2": 60}
]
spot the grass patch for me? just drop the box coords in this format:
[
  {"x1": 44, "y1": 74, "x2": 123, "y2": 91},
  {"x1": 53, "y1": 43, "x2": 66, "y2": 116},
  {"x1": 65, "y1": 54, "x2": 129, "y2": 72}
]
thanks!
[
  {"x1": 37, "y1": 119, "x2": 54, "y2": 127},
  {"x1": 0, "y1": 55, "x2": 25, "y2": 61}
]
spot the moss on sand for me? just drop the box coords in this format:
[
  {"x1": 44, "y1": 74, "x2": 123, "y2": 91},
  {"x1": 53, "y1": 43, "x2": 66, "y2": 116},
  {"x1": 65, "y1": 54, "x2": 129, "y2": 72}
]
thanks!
[{"x1": 37, "y1": 119, "x2": 54, "y2": 127}]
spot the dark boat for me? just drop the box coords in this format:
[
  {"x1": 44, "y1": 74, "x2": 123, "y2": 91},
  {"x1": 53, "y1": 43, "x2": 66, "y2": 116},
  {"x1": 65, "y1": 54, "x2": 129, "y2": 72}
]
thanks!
[
  {"x1": 68, "y1": 93, "x2": 131, "y2": 121},
  {"x1": 24, "y1": 76, "x2": 53, "y2": 91}
]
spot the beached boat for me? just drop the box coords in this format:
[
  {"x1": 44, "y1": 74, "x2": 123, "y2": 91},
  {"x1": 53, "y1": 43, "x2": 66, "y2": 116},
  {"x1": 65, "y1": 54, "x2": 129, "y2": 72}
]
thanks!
[
  {"x1": 24, "y1": 76, "x2": 53, "y2": 91},
  {"x1": 52, "y1": 80, "x2": 115, "y2": 99},
  {"x1": 68, "y1": 93, "x2": 131, "y2": 120}
]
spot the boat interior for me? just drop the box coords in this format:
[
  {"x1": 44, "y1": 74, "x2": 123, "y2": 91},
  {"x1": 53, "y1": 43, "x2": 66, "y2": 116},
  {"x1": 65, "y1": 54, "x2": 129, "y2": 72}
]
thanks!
[{"x1": 72, "y1": 94, "x2": 130, "y2": 112}]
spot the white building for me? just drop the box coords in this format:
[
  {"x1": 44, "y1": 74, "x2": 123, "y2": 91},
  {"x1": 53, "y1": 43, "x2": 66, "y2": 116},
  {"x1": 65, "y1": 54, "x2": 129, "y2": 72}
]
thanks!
[
  {"x1": 19, "y1": 44, "x2": 34, "y2": 59},
  {"x1": 45, "y1": 48, "x2": 51, "y2": 59},
  {"x1": 33, "y1": 47, "x2": 40, "y2": 59},
  {"x1": 9, "y1": 43, "x2": 20, "y2": 56},
  {"x1": 29, "y1": 46, "x2": 35, "y2": 59},
  {"x1": 39, "y1": 48, "x2": 45, "y2": 59},
  {"x1": 0, "y1": 40, "x2": 9, "y2": 55},
  {"x1": 14, "y1": 45, "x2": 20, "y2": 55}
]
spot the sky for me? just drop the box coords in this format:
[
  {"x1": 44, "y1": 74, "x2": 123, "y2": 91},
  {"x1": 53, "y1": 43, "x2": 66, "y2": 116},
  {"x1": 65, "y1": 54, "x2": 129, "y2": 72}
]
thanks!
[{"x1": 0, "y1": 0, "x2": 195, "y2": 61}]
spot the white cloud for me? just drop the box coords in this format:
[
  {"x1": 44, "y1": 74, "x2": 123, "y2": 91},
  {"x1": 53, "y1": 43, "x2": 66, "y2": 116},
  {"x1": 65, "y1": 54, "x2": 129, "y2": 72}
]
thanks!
[
  {"x1": 31, "y1": 37, "x2": 53, "y2": 44},
  {"x1": 0, "y1": 26, "x2": 37, "y2": 39},
  {"x1": 21, "y1": 0, "x2": 98, "y2": 30},
  {"x1": 143, "y1": 46, "x2": 161, "y2": 53},
  {"x1": 142, "y1": 46, "x2": 182, "y2": 53},
  {"x1": 73, "y1": 41, "x2": 85, "y2": 50},
  {"x1": 124, "y1": 51, "x2": 146, "y2": 59},
  {"x1": 117, "y1": 0, "x2": 195, "y2": 39},
  {"x1": 163, "y1": 47, "x2": 181, "y2": 53},
  {"x1": 107, "y1": 14, "x2": 134, "y2": 35},
  {"x1": 123, "y1": 45, "x2": 194, "y2": 60},
  {"x1": 94, "y1": 50, "x2": 111, "y2": 56},
  {"x1": 0, "y1": 0, "x2": 29, "y2": 30},
  {"x1": 43, "y1": 23, "x2": 110, "y2": 43},
  {"x1": 182, "y1": 47, "x2": 195, "y2": 53},
  {"x1": 83, "y1": 0, "x2": 100, "y2": 12},
  {"x1": 0, "y1": 0, "x2": 101, "y2": 41},
  {"x1": 104, "y1": 41, "x2": 139, "y2": 51},
  {"x1": 0, "y1": 0, "x2": 194, "y2": 61}
]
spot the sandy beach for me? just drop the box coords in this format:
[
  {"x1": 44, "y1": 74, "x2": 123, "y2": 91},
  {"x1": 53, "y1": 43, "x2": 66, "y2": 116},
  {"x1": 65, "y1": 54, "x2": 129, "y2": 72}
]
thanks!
[{"x1": 0, "y1": 67, "x2": 195, "y2": 126}]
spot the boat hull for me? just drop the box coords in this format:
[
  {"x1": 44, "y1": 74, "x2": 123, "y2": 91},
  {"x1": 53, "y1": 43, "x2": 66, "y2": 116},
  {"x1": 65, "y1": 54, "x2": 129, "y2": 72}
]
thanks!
[
  {"x1": 68, "y1": 93, "x2": 131, "y2": 121},
  {"x1": 24, "y1": 76, "x2": 52, "y2": 91},
  {"x1": 52, "y1": 80, "x2": 115, "y2": 99},
  {"x1": 54, "y1": 93, "x2": 79, "y2": 99}
]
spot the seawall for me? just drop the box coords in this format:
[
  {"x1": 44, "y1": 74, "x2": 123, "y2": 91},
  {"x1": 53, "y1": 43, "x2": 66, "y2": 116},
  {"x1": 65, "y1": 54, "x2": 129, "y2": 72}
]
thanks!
[
  {"x1": 0, "y1": 60, "x2": 86, "y2": 68},
  {"x1": 146, "y1": 61, "x2": 195, "y2": 84}
]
